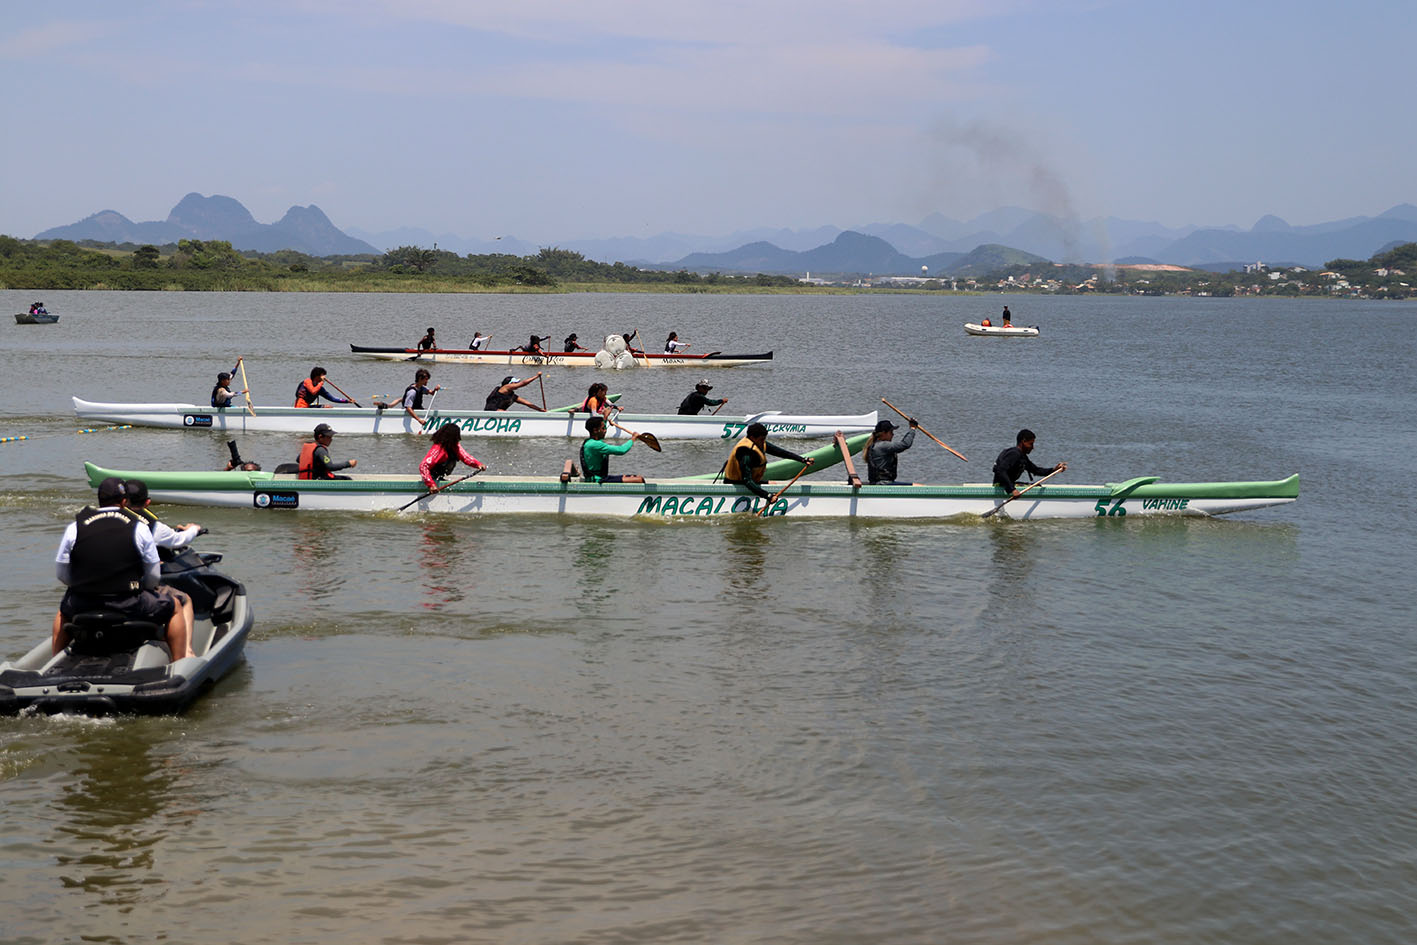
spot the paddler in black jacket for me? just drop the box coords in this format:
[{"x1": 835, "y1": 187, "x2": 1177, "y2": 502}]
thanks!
[
  {"x1": 992, "y1": 428, "x2": 1066, "y2": 497},
  {"x1": 723, "y1": 422, "x2": 814, "y2": 499}
]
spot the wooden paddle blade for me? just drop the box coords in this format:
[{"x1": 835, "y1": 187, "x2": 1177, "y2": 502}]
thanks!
[{"x1": 637, "y1": 432, "x2": 663, "y2": 452}]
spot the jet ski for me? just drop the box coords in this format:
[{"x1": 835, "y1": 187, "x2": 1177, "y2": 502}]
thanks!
[{"x1": 0, "y1": 542, "x2": 252, "y2": 716}]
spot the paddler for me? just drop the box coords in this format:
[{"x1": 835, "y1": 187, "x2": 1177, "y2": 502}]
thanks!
[
  {"x1": 992, "y1": 428, "x2": 1066, "y2": 498},
  {"x1": 863, "y1": 418, "x2": 917, "y2": 485},
  {"x1": 417, "y1": 326, "x2": 437, "y2": 352},
  {"x1": 581, "y1": 381, "x2": 616, "y2": 418},
  {"x1": 293, "y1": 366, "x2": 352, "y2": 408},
  {"x1": 419, "y1": 423, "x2": 486, "y2": 490},
  {"x1": 580, "y1": 415, "x2": 644, "y2": 484},
  {"x1": 564, "y1": 332, "x2": 588, "y2": 352},
  {"x1": 401, "y1": 368, "x2": 440, "y2": 428},
  {"x1": 677, "y1": 378, "x2": 727, "y2": 415},
  {"x1": 210, "y1": 371, "x2": 246, "y2": 408},
  {"x1": 484, "y1": 375, "x2": 547, "y2": 412},
  {"x1": 297, "y1": 423, "x2": 357, "y2": 479},
  {"x1": 723, "y1": 421, "x2": 814, "y2": 499}
]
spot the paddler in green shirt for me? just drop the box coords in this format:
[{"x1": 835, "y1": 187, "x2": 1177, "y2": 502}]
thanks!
[{"x1": 579, "y1": 416, "x2": 644, "y2": 484}]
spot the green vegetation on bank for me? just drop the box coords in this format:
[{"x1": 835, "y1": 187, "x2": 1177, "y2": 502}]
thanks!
[
  {"x1": 1, "y1": 233, "x2": 1413, "y2": 299},
  {"x1": 0, "y1": 236, "x2": 802, "y2": 293}
]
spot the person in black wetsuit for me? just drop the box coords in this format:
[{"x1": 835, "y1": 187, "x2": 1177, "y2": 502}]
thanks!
[
  {"x1": 677, "y1": 379, "x2": 727, "y2": 415},
  {"x1": 484, "y1": 375, "x2": 547, "y2": 412},
  {"x1": 992, "y1": 428, "x2": 1066, "y2": 497}
]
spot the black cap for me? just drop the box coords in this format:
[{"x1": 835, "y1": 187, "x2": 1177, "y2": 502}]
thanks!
[
  {"x1": 97, "y1": 476, "x2": 127, "y2": 503},
  {"x1": 314, "y1": 423, "x2": 336, "y2": 437},
  {"x1": 874, "y1": 420, "x2": 898, "y2": 433}
]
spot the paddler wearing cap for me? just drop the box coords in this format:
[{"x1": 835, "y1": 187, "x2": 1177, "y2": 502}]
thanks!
[
  {"x1": 863, "y1": 417, "x2": 917, "y2": 485},
  {"x1": 210, "y1": 370, "x2": 246, "y2": 408},
  {"x1": 677, "y1": 378, "x2": 727, "y2": 415},
  {"x1": 723, "y1": 422, "x2": 814, "y2": 499},
  {"x1": 484, "y1": 374, "x2": 547, "y2": 412},
  {"x1": 297, "y1": 423, "x2": 358, "y2": 480}
]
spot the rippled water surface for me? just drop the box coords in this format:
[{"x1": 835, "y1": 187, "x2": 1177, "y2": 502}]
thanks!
[{"x1": 1, "y1": 290, "x2": 1414, "y2": 944}]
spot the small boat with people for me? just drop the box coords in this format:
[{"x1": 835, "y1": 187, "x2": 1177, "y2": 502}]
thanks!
[
  {"x1": 965, "y1": 322, "x2": 1039, "y2": 337},
  {"x1": 80, "y1": 455, "x2": 1299, "y2": 521},
  {"x1": 72, "y1": 396, "x2": 875, "y2": 440},
  {"x1": 15, "y1": 302, "x2": 59, "y2": 325},
  {"x1": 0, "y1": 543, "x2": 253, "y2": 716}
]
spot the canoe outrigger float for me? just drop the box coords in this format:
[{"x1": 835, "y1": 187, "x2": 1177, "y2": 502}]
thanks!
[
  {"x1": 72, "y1": 397, "x2": 876, "y2": 440},
  {"x1": 83, "y1": 447, "x2": 1299, "y2": 519},
  {"x1": 350, "y1": 345, "x2": 773, "y2": 368}
]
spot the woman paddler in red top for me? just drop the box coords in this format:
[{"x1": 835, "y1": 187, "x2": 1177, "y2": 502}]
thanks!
[{"x1": 418, "y1": 423, "x2": 487, "y2": 490}]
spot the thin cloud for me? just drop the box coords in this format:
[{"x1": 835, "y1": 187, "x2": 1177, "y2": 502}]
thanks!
[{"x1": 0, "y1": 20, "x2": 111, "y2": 57}]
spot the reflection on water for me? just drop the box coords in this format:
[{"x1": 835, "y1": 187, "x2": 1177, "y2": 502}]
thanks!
[
  {"x1": 721, "y1": 517, "x2": 770, "y2": 593},
  {"x1": 290, "y1": 526, "x2": 345, "y2": 602},
  {"x1": 52, "y1": 722, "x2": 179, "y2": 907},
  {"x1": 415, "y1": 518, "x2": 465, "y2": 611}
]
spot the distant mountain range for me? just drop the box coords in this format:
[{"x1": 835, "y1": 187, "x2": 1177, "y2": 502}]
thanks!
[
  {"x1": 28, "y1": 194, "x2": 1417, "y2": 273},
  {"x1": 36, "y1": 193, "x2": 379, "y2": 256},
  {"x1": 348, "y1": 204, "x2": 1417, "y2": 273}
]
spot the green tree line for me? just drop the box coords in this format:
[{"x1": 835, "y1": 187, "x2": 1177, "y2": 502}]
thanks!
[{"x1": 0, "y1": 236, "x2": 800, "y2": 292}]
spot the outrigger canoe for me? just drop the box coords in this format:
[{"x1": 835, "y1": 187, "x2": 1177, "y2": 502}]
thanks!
[
  {"x1": 83, "y1": 455, "x2": 1298, "y2": 520},
  {"x1": 965, "y1": 323, "x2": 1039, "y2": 337},
  {"x1": 72, "y1": 396, "x2": 874, "y2": 440},
  {"x1": 350, "y1": 345, "x2": 772, "y2": 368}
]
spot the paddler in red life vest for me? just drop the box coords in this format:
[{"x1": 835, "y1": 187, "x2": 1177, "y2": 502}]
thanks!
[
  {"x1": 722, "y1": 421, "x2": 814, "y2": 499},
  {"x1": 580, "y1": 382, "x2": 616, "y2": 419},
  {"x1": 419, "y1": 423, "x2": 486, "y2": 490},
  {"x1": 297, "y1": 423, "x2": 357, "y2": 480},
  {"x1": 293, "y1": 366, "x2": 352, "y2": 408}
]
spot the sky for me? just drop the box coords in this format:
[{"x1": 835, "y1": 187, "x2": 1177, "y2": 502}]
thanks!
[{"x1": 2, "y1": 0, "x2": 1412, "y2": 243}]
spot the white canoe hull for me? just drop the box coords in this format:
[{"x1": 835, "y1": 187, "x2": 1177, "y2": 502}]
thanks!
[
  {"x1": 72, "y1": 398, "x2": 874, "y2": 439},
  {"x1": 82, "y1": 465, "x2": 1300, "y2": 521},
  {"x1": 964, "y1": 323, "x2": 1040, "y2": 337}
]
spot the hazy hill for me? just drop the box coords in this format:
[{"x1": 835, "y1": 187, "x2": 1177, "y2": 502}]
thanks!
[
  {"x1": 36, "y1": 193, "x2": 379, "y2": 256},
  {"x1": 668, "y1": 231, "x2": 1044, "y2": 277}
]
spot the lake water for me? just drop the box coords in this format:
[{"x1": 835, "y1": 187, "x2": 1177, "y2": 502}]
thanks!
[{"x1": 1, "y1": 289, "x2": 1414, "y2": 944}]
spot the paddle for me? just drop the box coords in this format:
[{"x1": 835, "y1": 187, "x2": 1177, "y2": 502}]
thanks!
[
  {"x1": 760, "y1": 463, "x2": 813, "y2": 516},
  {"x1": 835, "y1": 431, "x2": 862, "y2": 488},
  {"x1": 630, "y1": 330, "x2": 650, "y2": 368},
  {"x1": 537, "y1": 373, "x2": 547, "y2": 411},
  {"x1": 880, "y1": 398, "x2": 967, "y2": 461},
  {"x1": 397, "y1": 469, "x2": 481, "y2": 512},
  {"x1": 981, "y1": 467, "x2": 1065, "y2": 519},
  {"x1": 324, "y1": 379, "x2": 362, "y2": 408},
  {"x1": 420, "y1": 385, "x2": 441, "y2": 427},
  {"x1": 711, "y1": 400, "x2": 727, "y2": 415},
  {"x1": 234, "y1": 357, "x2": 256, "y2": 416},
  {"x1": 608, "y1": 419, "x2": 662, "y2": 452}
]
